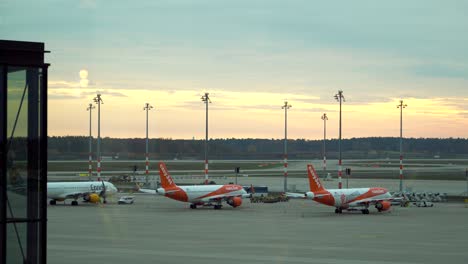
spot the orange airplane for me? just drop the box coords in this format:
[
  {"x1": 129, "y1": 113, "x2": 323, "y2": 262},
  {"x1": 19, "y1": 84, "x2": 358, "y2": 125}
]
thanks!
[
  {"x1": 299, "y1": 164, "x2": 398, "y2": 214},
  {"x1": 139, "y1": 162, "x2": 250, "y2": 209}
]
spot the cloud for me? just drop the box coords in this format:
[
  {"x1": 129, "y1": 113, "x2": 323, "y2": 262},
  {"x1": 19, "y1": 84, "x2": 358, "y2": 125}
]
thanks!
[
  {"x1": 100, "y1": 91, "x2": 127, "y2": 97},
  {"x1": 435, "y1": 98, "x2": 468, "y2": 111},
  {"x1": 297, "y1": 108, "x2": 337, "y2": 113},
  {"x1": 49, "y1": 81, "x2": 80, "y2": 89},
  {"x1": 341, "y1": 95, "x2": 394, "y2": 105},
  {"x1": 289, "y1": 96, "x2": 321, "y2": 104},
  {"x1": 48, "y1": 88, "x2": 127, "y2": 100}
]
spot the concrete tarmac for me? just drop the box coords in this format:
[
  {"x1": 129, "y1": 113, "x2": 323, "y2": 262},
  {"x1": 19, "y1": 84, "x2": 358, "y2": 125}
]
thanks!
[{"x1": 48, "y1": 194, "x2": 468, "y2": 264}]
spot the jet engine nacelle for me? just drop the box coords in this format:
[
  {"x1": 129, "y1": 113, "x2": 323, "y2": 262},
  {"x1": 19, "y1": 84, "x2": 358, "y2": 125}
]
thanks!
[
  {"x1": 305, "y1": 192, "x2": 315, "y2": 199},
  {"x1": 227, "y1": 197, "x2": 243, "y2": 207},
  {"x1": 88, "y1": 193, "x2": 100, "y2": 203},
  {"x1": 375, "y1": 201, "x2": 391, "y2": 211}
]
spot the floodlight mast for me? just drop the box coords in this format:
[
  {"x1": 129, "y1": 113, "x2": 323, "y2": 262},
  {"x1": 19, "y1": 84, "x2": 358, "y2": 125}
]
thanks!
[
  {"x1": 93, "y1": 94, "x2": 103, "y2": 180},
  {"x1": 86, "y1": 103, "x2": 95, "y2": 178},
  {"x1": 144, "y1": 103, "x2": 154, "y2": 176},
  {"x1": 282, "y1": 101, "x2": 292, "y2": 192},
  {"x1": 201, "y1": 93, "x2": 211, "y2": 184},
  {"x1": 397, "y1": 100, "x2": 407, "y2": 192},
  {"x1": 334, "y1": 90, "x2": 345, "y2": 189},
  {"x1": 321, "y1": 113, "x2": 328, "y2": 177}
]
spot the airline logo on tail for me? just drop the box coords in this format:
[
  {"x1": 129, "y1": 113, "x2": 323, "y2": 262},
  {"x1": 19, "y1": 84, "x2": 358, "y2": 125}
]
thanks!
[
  {"x1": 159, "y1": 163, "x2": 175, "y2": 187},
  {"x1": 307, "y1": 164, "x2": 323, "y2": 191}
]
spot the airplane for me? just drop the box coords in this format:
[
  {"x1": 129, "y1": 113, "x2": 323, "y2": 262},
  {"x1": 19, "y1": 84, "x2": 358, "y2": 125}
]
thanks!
[
  {"x1": 296, "y1": 164, "x2": 398, "y2": 214},
  {"x1": 139, "y1": 162, "x2": 250, "y2": 209},
  {"x1": 47, "y1": 181, "x2": 118, "y2": 206}
]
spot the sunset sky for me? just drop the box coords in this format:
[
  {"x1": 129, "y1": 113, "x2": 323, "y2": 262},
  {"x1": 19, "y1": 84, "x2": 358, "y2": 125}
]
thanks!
[{"x1": 2, "y1": 0, "x2": 467, "y2": 139}]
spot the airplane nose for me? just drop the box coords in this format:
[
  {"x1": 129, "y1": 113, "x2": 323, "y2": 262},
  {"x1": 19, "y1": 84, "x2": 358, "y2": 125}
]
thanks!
[{"x1": 156, "y1": 188, "x2": 165, "y2": 195}]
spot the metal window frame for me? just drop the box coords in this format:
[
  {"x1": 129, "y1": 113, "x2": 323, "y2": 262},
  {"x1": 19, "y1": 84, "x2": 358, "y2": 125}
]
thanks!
[
  {"x1": 0, "y1": 64, "x2": 7, "y2": 264},
  {"x1": 0, "y1": 56, "x2": 49, "y2": 264}
]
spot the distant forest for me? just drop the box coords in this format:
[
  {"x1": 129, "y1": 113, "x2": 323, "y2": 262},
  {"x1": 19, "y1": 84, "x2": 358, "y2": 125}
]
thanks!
[{"x1": 47, "y1": 137, "x2": 468, "y2": 160}]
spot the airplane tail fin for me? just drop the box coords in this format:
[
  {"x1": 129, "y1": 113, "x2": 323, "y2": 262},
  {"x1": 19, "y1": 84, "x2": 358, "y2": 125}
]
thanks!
[
  {"x1": 307, "y1": 164, "x2": 325, "y2": 192},
  {"x1": 159, "y1": 162, "x2": 177, "y2": 188}
]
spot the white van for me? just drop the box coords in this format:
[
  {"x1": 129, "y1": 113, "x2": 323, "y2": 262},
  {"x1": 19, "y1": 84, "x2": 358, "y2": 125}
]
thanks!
[{"x1": 118, "y1": 196, "x2": 135, "y2": 204}]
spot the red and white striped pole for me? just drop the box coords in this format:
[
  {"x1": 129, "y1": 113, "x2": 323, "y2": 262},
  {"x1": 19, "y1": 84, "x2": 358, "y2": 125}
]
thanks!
[
  {"x1": 144, "y1": 103, "x2": 153, "y2": 177},
  {"x1": 93, "y1": 94, "x2": 103, "y2": 181},
  {"x1": 338, "y1": 159, "x2": 342, "y2": 189},
  {"x1": 334, "y1": 91, "x2": 345, "y2": 189},
  {"x1": 397, "y1": 100, "x2": 407, "y2": 192},
  {"x1": 201, "y1": 93, "x2": 211, "y2": 185},
  {"x1": 284, "y1": 154, "x2": 288, "y2": 189},
  {"x1": 145, "y1": 153, "x2": 149, "y2": 174},
  {"x1": 87, "y1": 103, "x2": 94, "y2": 179},
  {"x1": 88, "y1": 152, "x2": 92, "y2": 176},
  {"x1": 282, "y1": 101, "x2": 291, "y2": 192},
  {"x1": 321, "y1": 113, "x2": 328, "y2": 177},
  {"x1": 97, "y1": 158, "x2": 101, "y2": 181},
  {"x1": 205, "y1": 159, "x2": 209, "y2": 184}
]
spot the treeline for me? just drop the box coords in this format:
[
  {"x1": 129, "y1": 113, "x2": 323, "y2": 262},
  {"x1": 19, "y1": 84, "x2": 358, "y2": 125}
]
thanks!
[{"x1": 47, "y1": 137, "x2": 468, "y2": 160}]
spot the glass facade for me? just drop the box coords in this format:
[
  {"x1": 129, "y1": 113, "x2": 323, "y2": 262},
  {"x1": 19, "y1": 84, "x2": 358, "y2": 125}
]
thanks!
[{"x1": 0, "y1": 41, "x2": 48, "y2": 264}]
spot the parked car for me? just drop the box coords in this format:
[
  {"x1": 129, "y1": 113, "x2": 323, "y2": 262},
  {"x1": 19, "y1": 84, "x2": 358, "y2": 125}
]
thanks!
[
  {"x1": 118, "y1": 196, "x2": 135, "y2": 204},
  {"x1": 416, "y1": 200, "x2": 433, "y2": 207}
]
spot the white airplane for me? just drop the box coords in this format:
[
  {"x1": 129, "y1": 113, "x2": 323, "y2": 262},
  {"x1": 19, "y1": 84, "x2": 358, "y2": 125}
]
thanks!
[
  {"x1": 293, "y1": 164, "x2": 398, "y2": 214},
  {"x1": 139, "y1": 162, "x2": 250, "y2": 209},
  {"x1": 47, "y1": 181, "x2": 118, "y2": 206}
]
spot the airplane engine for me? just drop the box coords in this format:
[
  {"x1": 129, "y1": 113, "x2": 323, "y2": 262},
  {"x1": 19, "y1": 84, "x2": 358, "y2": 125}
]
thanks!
[
  {"x1": 305, "y1": 191, "x2": 315, "y2": 199},
  {"x1": 227, "y1": 197, "x2": 243, "y2": 207},
  {"x1": 375, "y1": 201, "x2": 391, "y2": 211},
  {"x1": 88, "y1": 193, "x2": 101, "y2": 204}
]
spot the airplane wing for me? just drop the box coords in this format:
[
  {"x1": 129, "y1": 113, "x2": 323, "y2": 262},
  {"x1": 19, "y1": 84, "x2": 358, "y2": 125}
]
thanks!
[
  {"x1": 61, "y1": 192, "x2": 93, "y2": 199},
  {"x1": 353, "y1": 196, "x2": 403, "y2": 206},
  {"x1": 139, "y1": 188, "x2": 157, "y2": 194},
  {"x1": 200, "y1": 193, "x2": 249, "y2": 202},
  {"x1": 139, "y1": 188, "x2": 180, "y2": 195},
  {"x1": 285, "y1": 192, "x2": 306, "y2": 199},
  {"x1": 286, "y1": 192, "x2": 331, "y2": 199}
]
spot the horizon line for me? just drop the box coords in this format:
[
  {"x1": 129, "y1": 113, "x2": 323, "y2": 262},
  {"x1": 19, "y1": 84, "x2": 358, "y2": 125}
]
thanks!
[{"x1": 47, "y1": 135, "x2": 468, "y2": 140}]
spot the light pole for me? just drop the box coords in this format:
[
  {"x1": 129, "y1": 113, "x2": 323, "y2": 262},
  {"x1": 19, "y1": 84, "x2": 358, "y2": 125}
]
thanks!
[
  {"x1": 282, "y1": 101, "x2": 292, "y2": 193},
  {"x1": 144, "y1": 103, "x2": 153, "y2": 179},
  {"x1": 321, "y1": 113, "x2": 328, "y2": 178},
  {"x1": 93, "y1": 94, "x2": 103, "y2": 180},
  {"x1": 86, "y1": 103, "x2": 95, "y2": 179},
  {"x1": 334, "y1": 90, "x2": 345, "y2": 189},
  {"x1": 201, "y1": 93, "x2": 211, "y2": 184},
  {"x1": 397, "y1": 100, "x2": 407, "y2": 192}
]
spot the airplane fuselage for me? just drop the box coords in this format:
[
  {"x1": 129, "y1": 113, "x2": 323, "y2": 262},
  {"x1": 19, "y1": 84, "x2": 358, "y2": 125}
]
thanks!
[
  {"x1": 308, "y1": 187, "x2": 392, "y2": 209},
  {"x1": 47, "y1": 181, "x2": 118, "y2": 201},
  {"x1": 158, "y1": 184, "x2": 247, "y2": 204}
]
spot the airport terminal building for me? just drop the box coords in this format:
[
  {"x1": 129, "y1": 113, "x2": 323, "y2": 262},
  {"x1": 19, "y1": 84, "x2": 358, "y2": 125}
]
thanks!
[{"x1": 0, "y1": 40, "x2": 49, "y2": 264}]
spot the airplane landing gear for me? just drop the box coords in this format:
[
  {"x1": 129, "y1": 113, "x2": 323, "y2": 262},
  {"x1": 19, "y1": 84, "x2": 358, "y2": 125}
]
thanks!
[
  {"x1": 190, "y1": 204, "x2": 197, "y2": 209},
  {"x1": 71, "y1": 201, "x2": 78, "y2": 206},
  {"x1": 361, "y1": 209, "x2": 370, "y2": 214},
  {"x1": 214, "y1": 204, "x2": 222, "y2": 210},
  {"x1": 335, "y1": 208, "x2": 342, "y2": 214},
  {"x1": 49, "y1": 200, "x2": 56, "y2": 205}
]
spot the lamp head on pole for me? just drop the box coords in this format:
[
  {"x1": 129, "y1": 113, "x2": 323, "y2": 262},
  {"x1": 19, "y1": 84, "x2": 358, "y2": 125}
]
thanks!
[
  {"x1": 93, "y1": 93, "x2": 103, "y2": 104},
  {"x1": 201, "y1": 92, "x2": 211, "y2": 104},
  {"x1": 334, "y1": 90, "x2": 345, "y2": 102},
  {"x1": 321, "y1": 113, "x2": 328, "y2": 121},
  {"x1": 282, "y1": 101, "x2": 292, "y2": 109},
  {"x1": 397, "y1": 100, "x2": 407, "y2": 109},
  {"x1": 144, "y1": 103, "x2": 154, "y2": 111},
  {"x1": 87, "y1": 103, "x2": 95, "y2": 111}
]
